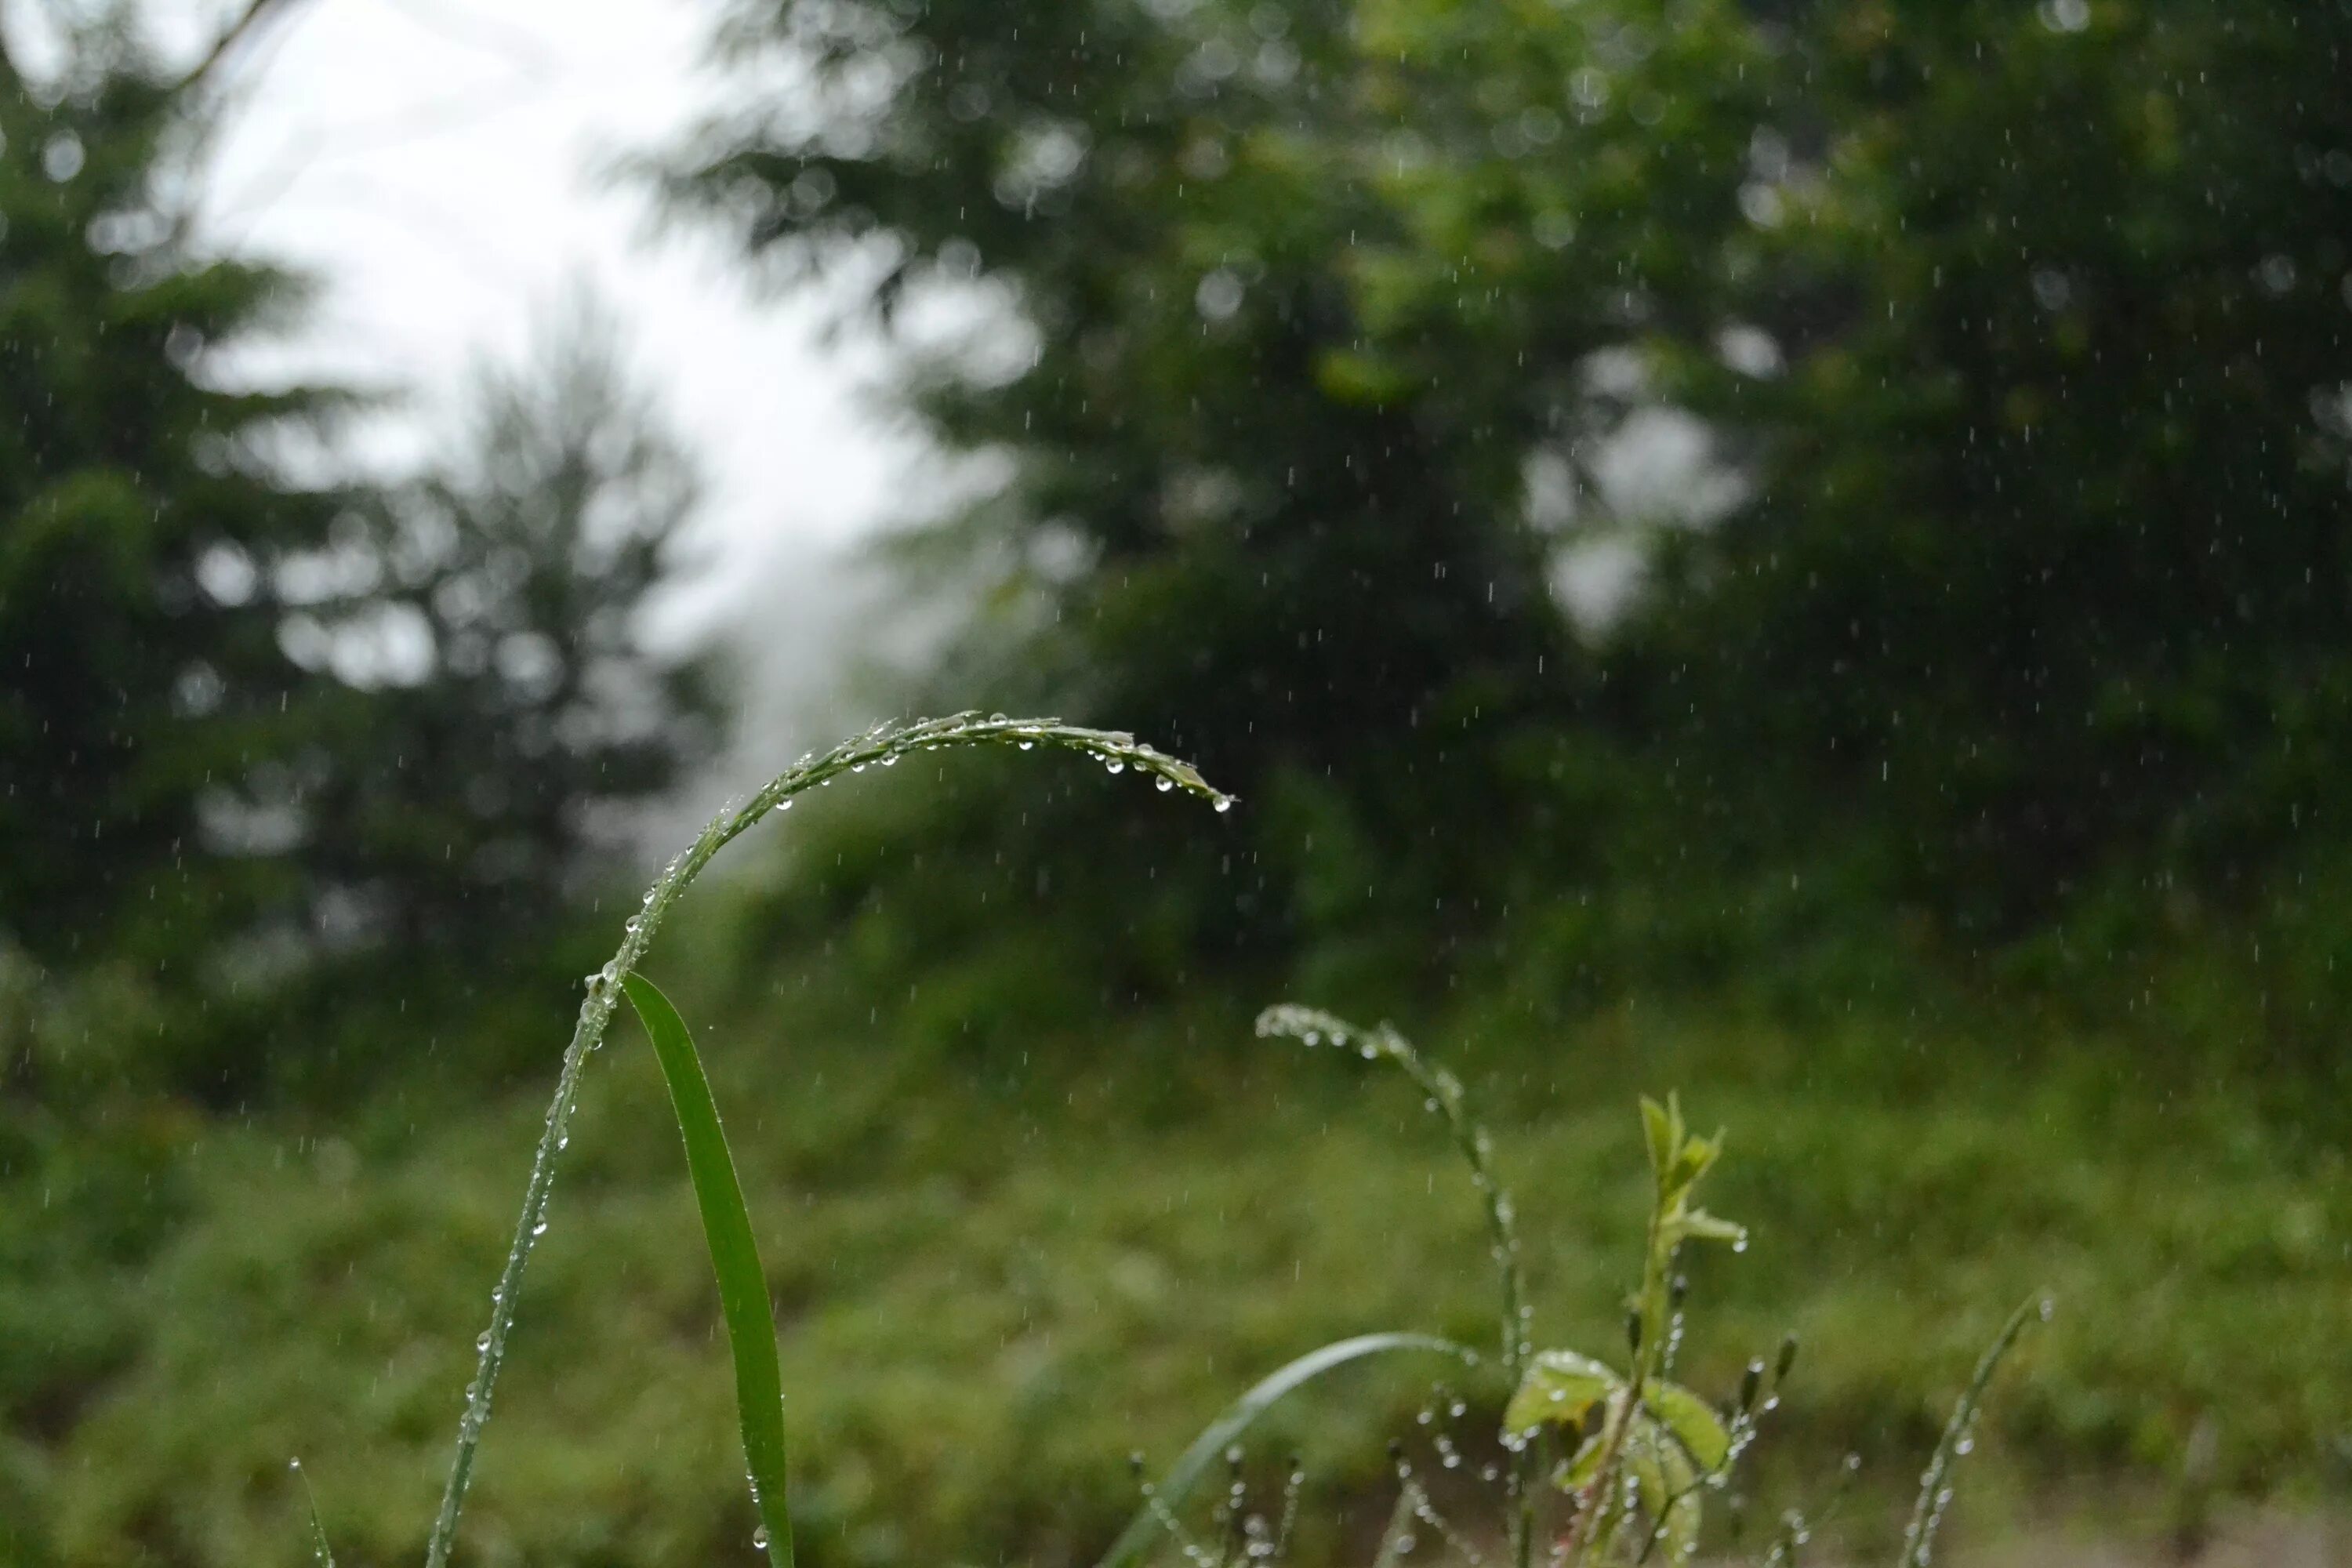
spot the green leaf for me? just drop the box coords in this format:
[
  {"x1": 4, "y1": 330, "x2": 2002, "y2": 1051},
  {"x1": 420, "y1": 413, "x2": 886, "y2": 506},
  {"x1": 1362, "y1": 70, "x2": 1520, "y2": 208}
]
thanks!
[
  {"x1": 626, "y1": 974, "x2": 793, "y2": 1568},
  {"x1": 1668, "y1": 1207, "x2": 1746, "y2": 1248},
  {"x1": 1646, "y1": 1381, "x2": 1731, "y2": 1471},
  {"x1": 1665, "y1": 1132, "x2": 1720, "y2": 1194},
  {"x1": 1096, "y1": 1332, "x2": 1475, "y2": 1568},
  {"x1": 1628, "y1": 1420, "x2": 1703, "y2": 1562},
  {"x1": 1506, "y1": 1348, "x2": 1623, "y2": 1436},
  {"x1": 1640, "y1": 1097, "x2": 1674, "y2": 1178},
  {"x1": 1561, "y1": 1432, "x2": 1607, "y2": 1490}
]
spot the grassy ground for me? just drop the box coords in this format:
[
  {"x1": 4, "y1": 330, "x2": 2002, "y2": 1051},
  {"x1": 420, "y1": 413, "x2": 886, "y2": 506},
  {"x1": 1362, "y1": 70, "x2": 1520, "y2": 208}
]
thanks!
[{"x1": 7, "y1": 962, "x2": 2350, "y2": 1568}]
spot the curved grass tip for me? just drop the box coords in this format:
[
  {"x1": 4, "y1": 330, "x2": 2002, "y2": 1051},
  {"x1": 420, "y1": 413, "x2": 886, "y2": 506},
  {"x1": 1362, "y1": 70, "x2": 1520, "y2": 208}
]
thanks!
[{"x1": 1255, "y1": 1004, "x2": 1392, "y2": 1058}]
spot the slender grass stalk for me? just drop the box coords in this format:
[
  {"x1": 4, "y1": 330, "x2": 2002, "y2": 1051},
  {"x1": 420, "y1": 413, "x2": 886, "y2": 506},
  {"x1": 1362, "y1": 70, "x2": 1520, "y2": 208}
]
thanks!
[
  {"x1": 1895, "y1": 1295, "x2": 2047, "y2": 1568},
  {"x1": 1095, "y1": 1332, "x2": 1478, "y2": 1568},
  {"x1": 422, "y1": 714, "x2": 1232, "y2": 1568},
  {"x1": 1250, "y1": 1006, "x2": 1536, "y2": 1568}
]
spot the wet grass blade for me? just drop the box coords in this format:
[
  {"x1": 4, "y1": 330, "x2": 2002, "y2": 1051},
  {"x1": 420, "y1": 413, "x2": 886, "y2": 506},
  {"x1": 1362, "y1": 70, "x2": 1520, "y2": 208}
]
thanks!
[
  {"x1": 1895, "y1": 1294, "x2": 2047, "y2": 1568},
  {"x1": 1095, "y1": 1331, "x2": 1477, "y2": 1568},
  {"x1": 625, "y1": 973, "x2": 793, "y2": 1568},
  {"x1": 290, "y1": 1458, "x2": 335, "y2": 1568}
]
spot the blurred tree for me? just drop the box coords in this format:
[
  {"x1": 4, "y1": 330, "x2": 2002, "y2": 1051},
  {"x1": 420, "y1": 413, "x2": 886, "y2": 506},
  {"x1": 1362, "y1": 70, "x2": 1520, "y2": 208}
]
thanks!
[
  {"x1": 298, "y1": 296, "x2": 718, "y2": 963},
  {"x1": 1648, "y1": 2, "x2": 2352, "y2": 942},
  {"x1": 0, "y1": 14, "x2": 717, "y2": 1078},
  {"x1": 658, "y1": 0, "x2": 1761, "y2": 1006},
  {"x1": 0, "y1": 5, "x2": 350, "y2": 977},
  {"x1": 665, "y1": 0, "x2": 2352, "y2": 1007}
]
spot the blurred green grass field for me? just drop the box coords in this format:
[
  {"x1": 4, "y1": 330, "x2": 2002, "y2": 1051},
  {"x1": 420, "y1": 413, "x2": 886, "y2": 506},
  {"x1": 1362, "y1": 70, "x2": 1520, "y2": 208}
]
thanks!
[{"x1": 9, "y1": 960, "x2": 2347, "y2": 1568}]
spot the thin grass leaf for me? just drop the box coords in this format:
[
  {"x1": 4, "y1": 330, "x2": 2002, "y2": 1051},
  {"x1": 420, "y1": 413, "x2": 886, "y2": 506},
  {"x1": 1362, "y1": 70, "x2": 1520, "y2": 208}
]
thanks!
[
  {"x1": 625, "y1": 973, "x2": 793, "y2": 1568},
  {"x1": 289, "y1": 1458, "x2": 335, "y2": 1568},
  {"x1": 1095, "y1": 1331, "x2": 1476, "y2": 1568},
  {"x1": 1895, "y1": 1295, "x2": 2048, "y2": 1568}
]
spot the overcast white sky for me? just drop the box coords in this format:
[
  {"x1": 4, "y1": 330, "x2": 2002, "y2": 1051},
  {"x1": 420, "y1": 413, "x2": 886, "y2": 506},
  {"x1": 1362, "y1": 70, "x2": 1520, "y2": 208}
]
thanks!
[{"x1": 171, "y1": 0, "x2": 913, "y2": 637}]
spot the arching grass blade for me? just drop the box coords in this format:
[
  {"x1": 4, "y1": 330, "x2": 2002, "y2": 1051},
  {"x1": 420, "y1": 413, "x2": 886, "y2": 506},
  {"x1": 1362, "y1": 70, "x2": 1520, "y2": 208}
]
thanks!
[
  {"x1": 1095, "y1": 1331, "x2": 1477, "y2": 1568},
  {"x1": 625, "y1": 973, "x2": 793, "y2": 1568}
]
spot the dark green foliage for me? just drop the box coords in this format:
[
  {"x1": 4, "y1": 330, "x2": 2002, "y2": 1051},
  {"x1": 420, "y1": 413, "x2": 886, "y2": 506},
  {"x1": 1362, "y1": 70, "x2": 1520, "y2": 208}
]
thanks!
[
  {"x1": 1646, "y1": 2, "x2": 2352, "y2": 938},
  {"x1": 662, "y1": 0, "x2": 2352, "y2": 1015},
  {"x1": 0, "y1": 16, "x2": 352, "y2": 975}
]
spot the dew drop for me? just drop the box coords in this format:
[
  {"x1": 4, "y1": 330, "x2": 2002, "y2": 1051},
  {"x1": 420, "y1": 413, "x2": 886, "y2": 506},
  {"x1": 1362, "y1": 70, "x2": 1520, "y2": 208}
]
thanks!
[
  {"x1": 1214, "y1": 798, "x2": 1232, "y2": 813},
  {"x1": 752, "y1": 1526, "x2": 770, "y2": 1550}
]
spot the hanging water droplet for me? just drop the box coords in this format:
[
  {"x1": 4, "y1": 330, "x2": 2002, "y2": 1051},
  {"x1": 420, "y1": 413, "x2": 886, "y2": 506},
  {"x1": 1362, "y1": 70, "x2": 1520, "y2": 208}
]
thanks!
[
  {"x1": 532, "y1": 1220, "x2": 549, "y2": 1237},
  {"x1": 477, "y1": 1331, "x2": 493, "y2": 1352},
  {"x1": 1214, "y1": 798, "x2": 1232, "y2": 813},
  {"x1": 1018, "y1": 740, "x2": 1033, "y2": 750},
  {"x1": 1155, "y1": 776, "x2": 1174, "y2": 791},
  {"x1": 1105, "y1": 760, "x2": 1126, "y2": 774},
  {"x1": 752, "y1": 1526, "x2": 770, "y2": 1550}
]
